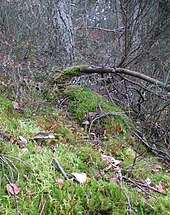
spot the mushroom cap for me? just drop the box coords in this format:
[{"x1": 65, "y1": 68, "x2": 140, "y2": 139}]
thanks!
[
  {"x1": 32, "y1": 132, "x2": 55, "y2": 140},
  {"x1": 82, "y1": 120, "x2": 90, "y2": 125}
]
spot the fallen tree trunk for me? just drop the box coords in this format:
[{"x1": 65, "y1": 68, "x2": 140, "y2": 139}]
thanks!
[{"x1": 51, "y1": 66, "x2": 170, "y2": 91}]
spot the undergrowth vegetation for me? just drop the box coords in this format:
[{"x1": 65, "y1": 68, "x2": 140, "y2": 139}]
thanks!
[{"x1": 0, "y1": 88, "x2": 170, "y2": 215}]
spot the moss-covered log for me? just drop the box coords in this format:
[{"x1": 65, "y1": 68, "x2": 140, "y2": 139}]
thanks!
[
  {"x1": 50, "y1": 65, "x2": 170, "y2": 91},
  {"x1": 51, "y1": 65, "x2": 88, "y2": 84}
]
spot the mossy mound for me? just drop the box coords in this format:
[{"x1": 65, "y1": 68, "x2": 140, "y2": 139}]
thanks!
[
  {"x1": 51, "y1": 65, "x2": 87, "y2": 85},
  {"x1": 63, "y1": 85, "x2": 133, "y2": 138},
  {"x1": 0, "y1": 94, "x2": 169, "y2": 214},
  {"x1": 64, "y1": 85, "x2": 124, "y2": 120}
]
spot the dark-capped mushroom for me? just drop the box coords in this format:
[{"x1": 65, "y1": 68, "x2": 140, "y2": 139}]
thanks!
[
  {"x1": 31, "y1": 132, "x2": 55, "y2": 143},
  {"x1": 82, "y1": 120, "x2": 90, "y2": 132}
]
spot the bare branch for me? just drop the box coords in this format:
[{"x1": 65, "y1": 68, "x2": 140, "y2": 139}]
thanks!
[
  {"x1": 84, "y1": 67, "x2": 170, "y2": 90},
  {"x1": 53, "y1": 158, "x2": 69, "y2": 179}
]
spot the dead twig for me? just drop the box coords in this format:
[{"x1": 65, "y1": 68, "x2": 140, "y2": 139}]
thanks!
[
  {"x1": 123, "y1": 176, "x2": 166, "y2": 196},
  {"x1": 39, "y1": 200, "x2": 46, "y2": 215},
  {"x1": 125, "y1": 176, "x2": 167, "y2": 195},
  {"x1": 116, "y1": 169, "x2": 136, "y2": 214},
  {"x1": 130, "y1": 130, "x2": 170, "y2": 162},
  {"x1": 3, "y1": 173, "x2": 21, "y2": 215},
  {"x1": 123, "y1": 176, "x2": 153, "y2": 196},
  {"x1": 135, "y1": 181, "x2": 166, "y2": 195},
  {"x1": 53, "y1": 158, "x2": 69, "y2": 179},
  {"x1": 119, "y1": 182, "x2": 134, "y2": 214}
]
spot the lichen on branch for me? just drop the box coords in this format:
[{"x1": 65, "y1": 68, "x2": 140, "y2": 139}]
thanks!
[{"x1": 51, "y1": 65, "x2": 88, "y2": 84}]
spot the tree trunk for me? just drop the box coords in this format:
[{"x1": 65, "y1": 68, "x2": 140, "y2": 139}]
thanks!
[{"x1": 52, "y1": 0, "x2": 75, "y2": 65}]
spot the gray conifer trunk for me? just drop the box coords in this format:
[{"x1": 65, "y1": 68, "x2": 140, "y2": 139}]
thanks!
[{"x1": 52, "y1": 0, "x2": 75, "y2": 65}]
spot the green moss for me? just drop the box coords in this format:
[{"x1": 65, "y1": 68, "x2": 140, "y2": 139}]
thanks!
[
  {"x1": 0, "y1": 95, "x2": 170, "y2": 215},
  {"x1": 0, "y1": 140, "x2": 124, "y2": 214},
  {"x1": 0, "y1": 96, "x2": 40, "y2": 139},
  {"x1": 64, "y1": 85, "x2": 132, "y2": 141},
  {"x1": 65, "y1": 85, "x2": 124, "y2": 121},
  {"x1": 42, "y1": 88, "x2": 60, "y2": 102},
  {"x1": 51, "y1": 65, "x2": 88, "y2": 84},
  {"x1": 0, "y1": 95, "x2": 13, "y2": 111}
]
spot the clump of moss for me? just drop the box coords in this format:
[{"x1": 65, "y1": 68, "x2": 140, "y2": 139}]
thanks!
[
  {"x1": 42, "y1": 88, "x2": 60, "y2": 102},
  {"x1": 0, "y1": 95, "x2": 13, "y2": 111},
  {"x1": 51, "y1": 65, "x2": 88, "y2": 85},
  {"x1": 63, "y1": 85, "x2": 131, "y2": 139},
  {"x1": 64, "y1": 85, "x2": 124, "y2": 121}
]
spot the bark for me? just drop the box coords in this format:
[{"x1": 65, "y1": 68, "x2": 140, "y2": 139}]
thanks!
[
  {"x1": 81, "y1": 67, "x2": 170, "y2": 90},
  {"x1": 52, "y1": 0, "x2": 75, "y2": 65}
]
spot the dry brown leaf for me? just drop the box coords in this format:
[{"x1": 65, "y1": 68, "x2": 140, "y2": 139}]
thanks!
[
  {"x1": 11, "y1": 138, "x2": 23, "y2": 148},
  {"x1": 49, "y1": 140, "x2": 56, "y2": 147},
  {"x1": 116, "y1": 125, "x2": 122, "y2": 134},
  {"x1": 26, "y1": 190, "x2": 31, "y2": 203},
  {"x1": 114, "y1": 166, "x2": 122, "y2": 172},
  {"x1": 155, "y1": 183, "x2": 164, "y2": 193},
  {"x1": 71, "y1": 173, "x2": 87, "y2": 184},
  {"x1": 101, "y1": 154, "x2": 122, "y2": 167},
  {"x1": 152, "y1": 164, "x2": 162, "y2": 169},
  {"x1": 110, "y1": 177, "x2": 118, "y2": 184},
  {"x1": 6, "y1": 183, "x2": 20, "y2": 195},
  {"x1": 17, "y1": 141, "x2": 23, "y2": 148},
  {"x1": 152, "y1": 164, "x2": 162, "y2": 173},
  {"x1": 11, "y1": 138, "x2": 18, "y2": 145},
  {"x1": 13, "y1": 101, "x2": 20, "y2": 110}
]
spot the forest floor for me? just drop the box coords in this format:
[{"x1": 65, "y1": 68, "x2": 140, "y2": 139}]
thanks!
[{"x1": 0, "y1": 86, "x2": 170, "y2": 215}]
